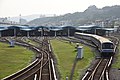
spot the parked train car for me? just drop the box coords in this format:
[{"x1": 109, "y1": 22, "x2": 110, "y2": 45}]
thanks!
[{"x1": 75, "y1": 32, "x2": 115, "y2": 57}]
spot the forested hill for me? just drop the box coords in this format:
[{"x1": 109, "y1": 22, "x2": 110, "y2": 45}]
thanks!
[{"x1": 28, "y1": 5, "x2": 120, "y2": 26}]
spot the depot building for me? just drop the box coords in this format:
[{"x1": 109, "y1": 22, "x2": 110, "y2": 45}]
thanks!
[{"x1": 0, "y1": 25, "x2": 114, "y2": 37}]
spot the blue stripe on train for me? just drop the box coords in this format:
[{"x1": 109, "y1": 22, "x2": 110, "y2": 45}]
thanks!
[{"x1": 102, "y1": 49, "x2": 114, "y2": 53}]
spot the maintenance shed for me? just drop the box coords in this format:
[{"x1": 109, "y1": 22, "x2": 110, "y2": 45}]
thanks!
[{"x1": 61, "y1": 26, "x2": 76, "y2": 36}]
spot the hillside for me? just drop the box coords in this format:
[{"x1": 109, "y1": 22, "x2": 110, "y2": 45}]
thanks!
[{"x1": 28, "y1": 5, "x2": 120, "y2": 26}]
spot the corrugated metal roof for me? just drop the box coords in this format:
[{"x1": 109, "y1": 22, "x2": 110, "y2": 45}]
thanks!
[
  {"x1": 19, "y1": 26, "x2": 35, "y2": 31},
  {"x1": 0, "y1": 28, "x2": 8, "y2": 31},
  {"x1": 50, "y1": 28, "x2": 62, "y2": 31},
  {"x1": 103, "y1": 28, "x2": 114, "y2": 31},
  {"x1": 76, "y1": 28, "x2": 90, "y2": 31},
  {"x1": 21, "y1": 28, "x2": 33, "y2": 31},
  {"x1": 49, "y1": 26, "x2": 62, "y2": 31},
  {"x1": 0, "y1": 25, "x2": 12, "y2": 27},
  {"x1": 61, "y1": 25, "x2": 75, "y2": 29},
  {"x1": 0, "y1": 25, "x2": 8, "y2": 31},
  {"x1": 77, "y1": 25, "x2": 101, "y2": 29}
]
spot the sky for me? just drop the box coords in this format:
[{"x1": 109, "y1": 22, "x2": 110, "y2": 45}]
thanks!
[{"x1": 0, "y1": 0, "x2": 120, "y2": 17}]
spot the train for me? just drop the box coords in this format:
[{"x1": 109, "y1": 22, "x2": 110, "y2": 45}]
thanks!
[{"x1": 75, "y1": 32, "x2": 115, "y2": 57}]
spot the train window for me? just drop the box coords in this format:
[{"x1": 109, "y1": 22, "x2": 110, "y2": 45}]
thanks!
[{"x1": 102, "y1": 43, "x2": 114, "y2": 49}]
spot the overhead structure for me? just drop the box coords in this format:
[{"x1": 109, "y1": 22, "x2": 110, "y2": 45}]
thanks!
[
  {"x1": 0, "y1": 24, "x2": 117, "y2": 37},
  {"x1": 20, "y1": 26, "x2": 35, "y2": 37}
]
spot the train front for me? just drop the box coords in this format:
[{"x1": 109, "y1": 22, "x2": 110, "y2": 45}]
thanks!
[{"x1": 101, "y1": 42, "x2": 115, "y2": 57}]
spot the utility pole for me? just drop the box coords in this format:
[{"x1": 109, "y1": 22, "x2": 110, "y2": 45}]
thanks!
[{"x1": 19, "y1": 14, "x2": 21, "y2": 25}]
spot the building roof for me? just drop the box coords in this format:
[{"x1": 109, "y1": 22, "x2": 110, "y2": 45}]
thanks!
[
  {"x1": 61, "y1": 25, "x2": 76, "y2": 29},
  {"x1": 103, "y1": 28, "x2": 114, "y2": 31},
  {"x1": 75, "y1": 28, "x2": 91, "y2": 31},
  {"x1": 0, "y1": 27, "x2": 8, "y2": 31},
  {"x1": 21, "y1": 28, "x2": 33, "y2": 31},
  {"x1": 49, "y1": 26, "x2": 62, "y2": 31},
  {"x1": 7, "y1": 26, "x2": 21, "y2": 29},
  {"x1": 0, "y1": 24, "x2": 12, "y2": 27},
  {"x1": 50, "y1": 28, "x2": 62, "y2": 31},
  {"x1": 20, "y1": 26, "x2": 35, "y2": 31},
  {"x1": 77, "y1": 25, "x2": 101, "y2": 29},
  {"x1": 76, "y1": 25, "x2": 102, "y2": 31}
]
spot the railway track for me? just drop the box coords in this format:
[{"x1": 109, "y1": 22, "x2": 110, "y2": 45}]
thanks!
[
  {"x1": 57, "y1": 37, "x2": 114, "y2": 80},
  {"x1": 39, "y1": 37, "x2": 53, "y2": 80},
  {"x1": 28, "y1": 37, "x2": 56, "y2": 80},
  {"x1": 82, "y1": 56, "x2": 113, "y2": 80},
  {"x1": 57, "y1": 37, "x2": 96, "y2": 48},
  {"x1": 1, "y1": 36, "x2": 116, "y2": 80},
  {"x1": 1, "y1": 37, "x2": 57, "y2": 80}
]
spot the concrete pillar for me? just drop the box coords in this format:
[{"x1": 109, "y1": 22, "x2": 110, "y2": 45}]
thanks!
[{"x1": 27, "y1": 31, "x2": 29, "y2": 37}]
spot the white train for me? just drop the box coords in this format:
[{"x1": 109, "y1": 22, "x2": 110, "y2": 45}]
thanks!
[{"x1": 75, "y1": 32, "x2": 115, "y2": 57}]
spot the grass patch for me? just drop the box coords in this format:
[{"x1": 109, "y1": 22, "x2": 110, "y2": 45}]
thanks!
[
  {"x1": 112, "y1": 44, "x2": 120, "y2": 68},
  {"x1": 0, "y1": 42, "x2": 34, "y2": 79},
  {"x1": 50, "y1": 39, "x2": 94, "y2": 80}
]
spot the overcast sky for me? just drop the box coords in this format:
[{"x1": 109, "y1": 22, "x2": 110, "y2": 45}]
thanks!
[{"x1": 0, "y1": 0, "x2": 120, "y2": 17}]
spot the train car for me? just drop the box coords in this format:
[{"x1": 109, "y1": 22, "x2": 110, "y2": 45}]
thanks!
[{"x1": 75, "y1": 32, "x2": 115, "y2": 57}]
